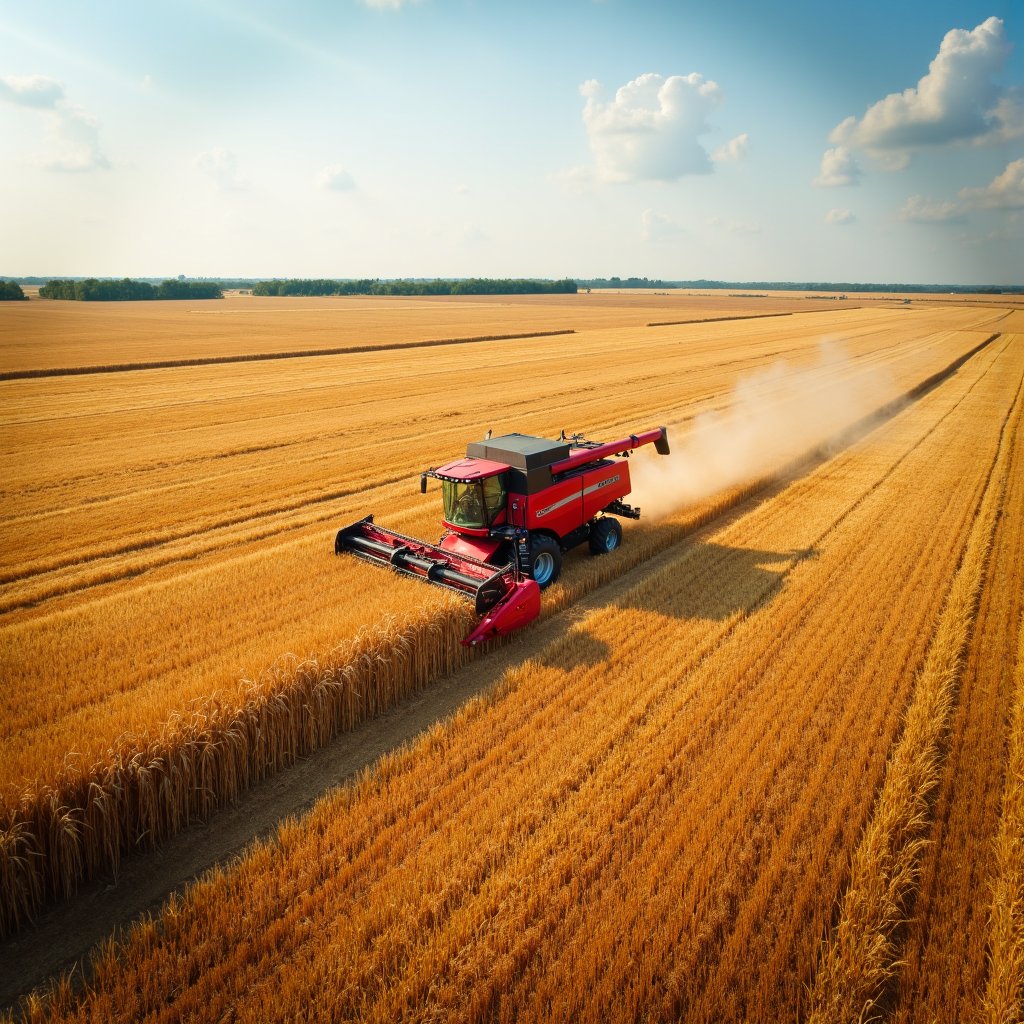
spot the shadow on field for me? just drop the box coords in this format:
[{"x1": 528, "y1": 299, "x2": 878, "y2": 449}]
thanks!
[
  {"x1": 609, "y1": 540, "x2": 817, "y2": 622},
  {"x1": 537, "y1": 630, "x2": 610, "y2": 673}
]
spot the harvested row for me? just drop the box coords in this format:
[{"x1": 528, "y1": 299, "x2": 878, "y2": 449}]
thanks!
[
  {"x1": 980, "y1": 612, "x2": 1024, "y2": 1024},
  {"x1": 13, "y1": 332, "x2": 1022, "y2": 1022},
  {"x1": 805, "y1": 337, "x2": 1022, "y2": 1023},
  {"x1": 889, "y1": 333, "x2": 1024, "y2": 1023}
]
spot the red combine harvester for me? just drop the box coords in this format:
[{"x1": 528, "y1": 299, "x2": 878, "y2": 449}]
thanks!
[{"x1": 335, "y1": 426, "x2": 670, "y2": 646}]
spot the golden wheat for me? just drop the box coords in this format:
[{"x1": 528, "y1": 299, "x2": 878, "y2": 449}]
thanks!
[
  {"x1": 1, "y1": 298, "x2": 1002, "y2": 933},
  {"x1": 11, "y1": 328, "x2": 1021, "y2": 1022}
]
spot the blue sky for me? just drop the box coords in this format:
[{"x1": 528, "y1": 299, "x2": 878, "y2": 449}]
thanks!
[{"x1": 1, "y1": 1, "x2": 1021, "y2": 283}]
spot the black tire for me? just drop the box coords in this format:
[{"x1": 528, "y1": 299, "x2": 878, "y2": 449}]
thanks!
[
  {"x1": 588, "y1": 517, "x2": 622, "y2": 555},
  {"x1": 528, "y1": 535, "x2": 562, "y2": 588}
]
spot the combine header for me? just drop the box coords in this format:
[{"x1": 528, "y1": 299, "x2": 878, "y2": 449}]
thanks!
[{"x1": 336, "y1": 426, "x2": 670, "y2": 646}]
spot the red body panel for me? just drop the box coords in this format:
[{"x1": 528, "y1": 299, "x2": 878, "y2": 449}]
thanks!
[
  {"x1": 440, "y1": 532, "x2": 504, "y2": 563},
  {"x1": 520, "y1": 459, "x2": 631, "y2": 539}
]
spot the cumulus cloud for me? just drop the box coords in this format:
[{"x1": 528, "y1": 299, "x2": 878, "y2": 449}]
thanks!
[
  {"x1": 47, "y1": 105, "x2": 111, "y2": 172},
  {"x1": 195, "y1": 148, "x2": 249, "y2": 191},
  {"x1": 580, "y1": 72, "x2": 727, "y2": 182},
  {"x1": 712, "y1": 132, "x2": 749, "y2": 162},
  {"x1": 318, "y1": 164, "x2": 356, "y2": 191},
  {"x1": 959, "y1": 158, "x2": 1024, "y2": 209},
  {"x1": 829, "y1": 17, "x2": 1022, "y2": 164},
  {"x1": 1, "y1": 72, "x2": 110, "y2": 171},
  {"x1": 641, "y1": 208, "x2": 685, "y2": 241},
  {"x1": 825, "y1": 208, "x2": 856, "y2": 226},
  {"x1": 0, "y1": 73, "x2": 64, "y2": 108},
  {"x1": 898, "y1": 195, "x2": 963, "y2": 223},
  {"x1": 813, "y1": 146, "x2": 861, "y2": 187}
]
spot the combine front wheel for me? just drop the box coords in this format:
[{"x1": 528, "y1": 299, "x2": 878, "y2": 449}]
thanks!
[{"x1": 529, "y1": 535, "x2": 562, "y2": 588}]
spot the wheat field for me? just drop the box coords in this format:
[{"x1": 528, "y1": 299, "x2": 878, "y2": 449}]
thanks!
[{"x1": 1, "y1": 291, "x2": 1022, "y2": 1021}]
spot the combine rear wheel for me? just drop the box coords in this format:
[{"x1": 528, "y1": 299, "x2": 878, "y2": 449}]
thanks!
[
  {"x1": 589, "y1": 518, "x2": 622, "y2": 554},
  {"x1": 529, "y1": 535, "x2": 562, "y2": 588}
]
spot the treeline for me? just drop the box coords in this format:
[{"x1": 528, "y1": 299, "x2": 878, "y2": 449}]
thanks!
[
  {"x1": 578, "y1": 277, "x2": 1023, "y2": 294},
  {"x1": 39, "y1": 279, "x2": 224, "y2": 301},
  {"x1": 0, "y1": 281, "x2": 27, "y2": 300},
  {"x1": 252, "y1": 278, "x2": 578, "y2": 297},
  {"x1": 578, "y1": 276, "x2": 676, "y2": 290}
]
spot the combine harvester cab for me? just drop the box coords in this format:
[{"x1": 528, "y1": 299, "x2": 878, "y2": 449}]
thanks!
[{"x1": 336, "y1": 425, "x2": 669, "y2": 645}]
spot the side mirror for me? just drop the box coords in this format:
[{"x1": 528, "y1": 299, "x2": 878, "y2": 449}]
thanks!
[{"x1": 420, "y1": 473, "x2": 428, "y2": 494}]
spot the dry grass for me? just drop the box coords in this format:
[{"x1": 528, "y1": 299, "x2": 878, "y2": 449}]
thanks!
[{"x1": 9, "y1": 328, "x2": 1022, "y2": 1021}]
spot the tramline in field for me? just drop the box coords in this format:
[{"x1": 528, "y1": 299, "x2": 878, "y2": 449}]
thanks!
[{"x1": 335, "y1": 425, "x2": 670, "y2": 645}]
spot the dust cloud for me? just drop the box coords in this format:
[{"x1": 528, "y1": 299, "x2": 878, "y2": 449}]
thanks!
[{"x1": 630, "y1": 340, "x2": 898, "y2": 520}]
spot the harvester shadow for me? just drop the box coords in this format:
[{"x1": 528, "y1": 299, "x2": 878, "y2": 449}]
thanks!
[
  {"x1": 606, "y1": 539, "x2": 817, "y2": 622},
  {"x1": 536, "y1": 630, "x2": 611, "y2": 674}
]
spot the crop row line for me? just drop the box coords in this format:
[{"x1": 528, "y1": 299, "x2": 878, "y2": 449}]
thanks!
[
  {"x1": 980, "y1": 609, "x2": 1024, "y2": 1024},
  {"x1": 804, "y1": 352, "x2": 1023, "y2": 1023},
  {"x1": 0, "y1": 330, "x2": 576, "y2": 382}
]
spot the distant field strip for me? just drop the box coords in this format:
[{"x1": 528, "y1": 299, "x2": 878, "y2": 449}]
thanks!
[
  {"x1": 646, "y1": 307, "x2": 862, "y2": 327},
  {"x1": 0, "y1": 329, "x2": 576, "y2": 381},
  {"x1": 12, "y1": 330, "x2": 1021, "y2": 1023}
]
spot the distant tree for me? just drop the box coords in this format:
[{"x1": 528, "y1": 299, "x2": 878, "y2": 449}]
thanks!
[
  {"x1": 252, "y1": 277, "x2": 577, "y2": 297},
  {"x1": 0, "y1": 280, "x2": 27, "y2": 300},
  {"x1": 156, "y1": 280, "x2": 223, "y2": 299},
  {"x1": 39, "y1": 279, "x2": 78, "y2": 299},
  {"x1": 39, "y1": 277, "x2": 221, "y2": 301}
]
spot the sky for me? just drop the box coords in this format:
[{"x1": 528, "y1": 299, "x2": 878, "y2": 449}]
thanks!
[{"x1": 1, "y1": 0, "x2": 1022, "y2": 283}]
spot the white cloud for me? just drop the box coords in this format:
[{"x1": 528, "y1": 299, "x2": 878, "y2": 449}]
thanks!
[
  {"x1": 318, "y1": 164, "x2": 356, "y2": 191},
  {"x1": 829, "y1": 17, "x2": 1022, "y2": 162},
  {"x1": 46, "y1": 104, "x2": 111, "y2": 172},
  {"x1": 580, "y1": 72, "x2": 726, "y2": 182},
  {"x1": 2, "y1": 73, "x2": 110, "y2": 171},
  {"x1": 898, "y1": 195, "x2": 963, "y2": 223},
  {"x1": 361, "y1": 0, "x2": 422, "y2": 8},
  {"x1": 195, "y1": 148, "x2": 249, "y2": 191},
  {"x1": 0, "y1": 73, "x2": 64, "y2": 108},
  {"x1": 813, "y1": 146, "x2": 860, "y2": 186},
  {"x1": 959, "y1": 158, "x2": 1024, "y2": 210},
  {"x1": 712, "y1": 132, "x2": 749, "y2": 162},
  {"x1": 825, "y1": 208, "x2": 856, "y2": 226},
  {"x1": 641, "y1": 208, "x2": 685, "y2": 241}
]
